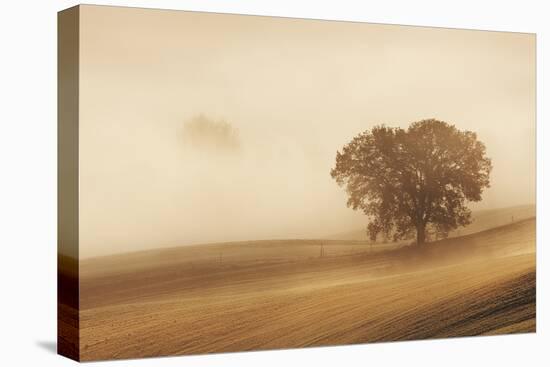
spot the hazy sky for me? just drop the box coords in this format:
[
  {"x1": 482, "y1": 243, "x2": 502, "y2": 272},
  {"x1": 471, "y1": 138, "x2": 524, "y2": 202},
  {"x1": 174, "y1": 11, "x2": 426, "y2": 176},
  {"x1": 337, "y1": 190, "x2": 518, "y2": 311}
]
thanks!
[{"x1": 77, "y1": 5, "x2": 535, "y2": 258}]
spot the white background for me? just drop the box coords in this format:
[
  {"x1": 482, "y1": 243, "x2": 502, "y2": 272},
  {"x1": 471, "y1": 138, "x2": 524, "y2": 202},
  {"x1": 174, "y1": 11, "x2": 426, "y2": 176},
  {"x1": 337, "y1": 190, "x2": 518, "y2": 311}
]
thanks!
[{"x1": 0, "y1": 0, "x2": 547, "y2": 366}]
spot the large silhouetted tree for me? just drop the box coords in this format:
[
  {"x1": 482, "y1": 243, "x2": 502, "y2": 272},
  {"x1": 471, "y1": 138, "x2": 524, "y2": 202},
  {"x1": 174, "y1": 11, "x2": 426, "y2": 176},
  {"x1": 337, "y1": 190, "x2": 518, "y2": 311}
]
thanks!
[{"x1": 330, "y1": 119, "x2": 492, "y2": 245}]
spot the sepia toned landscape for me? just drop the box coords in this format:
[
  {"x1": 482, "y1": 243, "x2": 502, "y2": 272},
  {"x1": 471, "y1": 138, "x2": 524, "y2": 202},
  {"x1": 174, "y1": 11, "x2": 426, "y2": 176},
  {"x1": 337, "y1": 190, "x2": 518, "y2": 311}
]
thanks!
[
  {"x1": 58, "y1": 5, "x2": 535, "y2": 362},
  {"x1": 74, "y1": 206, "x2": 534, "y2": 360}
]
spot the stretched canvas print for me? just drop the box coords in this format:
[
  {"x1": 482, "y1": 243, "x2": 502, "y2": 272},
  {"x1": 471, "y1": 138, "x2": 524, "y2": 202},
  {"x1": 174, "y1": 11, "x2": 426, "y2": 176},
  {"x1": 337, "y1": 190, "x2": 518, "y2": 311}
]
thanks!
[{"x1": 58, "y1": 4, "x2": 536, "y2": 362}]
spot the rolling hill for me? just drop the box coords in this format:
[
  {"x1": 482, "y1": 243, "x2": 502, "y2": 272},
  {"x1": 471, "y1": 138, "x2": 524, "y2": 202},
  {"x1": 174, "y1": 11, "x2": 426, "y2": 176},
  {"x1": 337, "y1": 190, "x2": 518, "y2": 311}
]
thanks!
[{"x1": 76, "y1": 211, "x2": 536, "y2": 360}]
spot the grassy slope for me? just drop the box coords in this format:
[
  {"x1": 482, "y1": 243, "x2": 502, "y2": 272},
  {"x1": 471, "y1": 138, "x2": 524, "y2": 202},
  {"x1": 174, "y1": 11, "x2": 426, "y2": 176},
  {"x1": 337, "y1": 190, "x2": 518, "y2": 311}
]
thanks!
[{"x1": 78, "y1": 217, "x2": 536, "y2": 360}]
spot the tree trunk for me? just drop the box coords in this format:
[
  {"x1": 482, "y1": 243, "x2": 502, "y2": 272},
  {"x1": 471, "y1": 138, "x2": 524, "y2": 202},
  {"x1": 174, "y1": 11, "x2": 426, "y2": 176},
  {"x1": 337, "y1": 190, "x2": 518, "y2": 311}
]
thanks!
[{"x1": 416, "y1": 223, "x2": 426, "y2": 245}]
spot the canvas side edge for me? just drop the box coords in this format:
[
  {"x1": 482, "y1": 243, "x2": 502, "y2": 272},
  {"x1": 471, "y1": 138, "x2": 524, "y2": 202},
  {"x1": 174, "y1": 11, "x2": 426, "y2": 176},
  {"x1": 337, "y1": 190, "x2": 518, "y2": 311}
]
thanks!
[{"x1": 57, "y1": 5, "x2": 80, "y2": 362}]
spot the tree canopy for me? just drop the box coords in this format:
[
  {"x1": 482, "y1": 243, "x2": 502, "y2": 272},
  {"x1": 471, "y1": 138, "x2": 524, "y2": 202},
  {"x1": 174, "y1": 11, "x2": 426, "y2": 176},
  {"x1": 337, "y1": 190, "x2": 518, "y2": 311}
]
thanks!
[
  {"x1": 330, "y1": 119, "x2": 492, "y2": 245},
  {"x1": 183, "y1": 115, "x2": 240, "y2": 152}
]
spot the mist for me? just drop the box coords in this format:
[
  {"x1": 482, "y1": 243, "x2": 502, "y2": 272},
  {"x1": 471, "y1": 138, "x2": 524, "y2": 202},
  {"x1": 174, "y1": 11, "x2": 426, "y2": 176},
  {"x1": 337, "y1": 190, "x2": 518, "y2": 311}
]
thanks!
[{"x1": 75, "y1": 6, "x2": 535, "y2": 258}]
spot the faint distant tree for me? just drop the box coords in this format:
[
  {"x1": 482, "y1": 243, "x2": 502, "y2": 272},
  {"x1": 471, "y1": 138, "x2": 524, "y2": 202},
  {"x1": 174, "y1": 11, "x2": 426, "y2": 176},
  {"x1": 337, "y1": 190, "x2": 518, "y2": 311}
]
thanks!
[
  {"x1": 330, "y1": 119, "x2": 492, "y2": 245},
  {"x1": 183, "y1": 114, "x2": 240, "y2": 152}
]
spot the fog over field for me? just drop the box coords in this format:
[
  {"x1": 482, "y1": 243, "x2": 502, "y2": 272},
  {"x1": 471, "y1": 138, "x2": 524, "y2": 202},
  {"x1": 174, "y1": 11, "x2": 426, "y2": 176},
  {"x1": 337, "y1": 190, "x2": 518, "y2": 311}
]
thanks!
[{"x1": 74, "y1": 7, "x2": 535, "y2": 258}]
